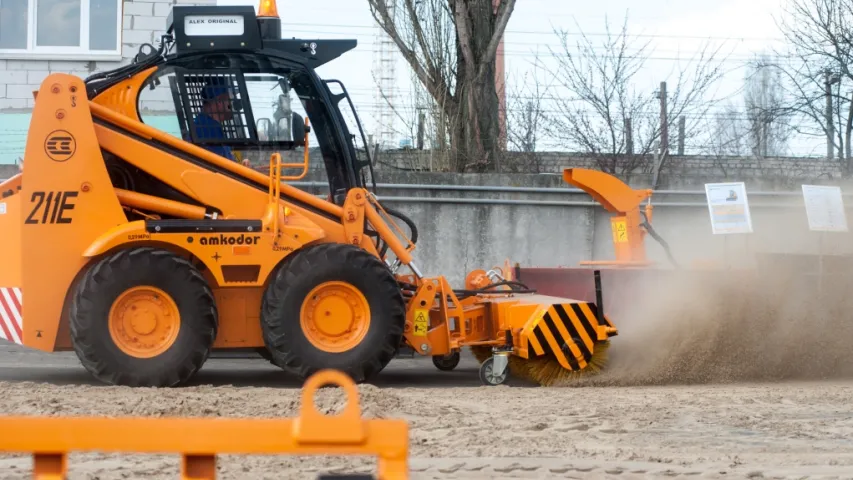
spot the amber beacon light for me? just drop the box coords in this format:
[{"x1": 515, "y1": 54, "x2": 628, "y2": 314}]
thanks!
[
  {"x1": 257, "y1": 0, "x2": 281, "y2": 39},
  {"x1": 258, "y1": 0, "x2": 279, "y2": 17}
]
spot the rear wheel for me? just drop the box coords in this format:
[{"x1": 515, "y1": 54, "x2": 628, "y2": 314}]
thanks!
[
  {"x1": 261, "y1": 243, "x2": 405, "y2": 383},
  {"x1": 69, "y1": 247, "x2": 218, "y2": 387},
  {"x1": 432, "y1": 352, "x2": 461, "y2": 371}
]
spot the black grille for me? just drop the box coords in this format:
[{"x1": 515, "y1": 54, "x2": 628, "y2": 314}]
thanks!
[{"x1": 172, "y1": 70, "x2": 256, "y2": 145}]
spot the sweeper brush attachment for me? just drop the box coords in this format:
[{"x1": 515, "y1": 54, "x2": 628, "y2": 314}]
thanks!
[
  {"x1": 411, "y1": 268, "x2": 618, "y2": 387},
  {"x1": 464, "y1": 269, "x2": 615, "y2": 386}
]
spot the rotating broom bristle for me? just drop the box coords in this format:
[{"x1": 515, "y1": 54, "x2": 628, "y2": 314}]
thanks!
[
  {"x1": 470, "y1": 342, "x2": 610, "y2": 386},
  {"x1": 469, "y1": 345, "x2": 493, "y2": 364},
  {"x1": 513, "y1": 340, "x2": 609, "y2": 386}
]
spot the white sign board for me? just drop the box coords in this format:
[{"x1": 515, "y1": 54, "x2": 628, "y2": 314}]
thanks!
[
  {"x1": 0, "y1": 203, "x2": 5, "y2": 215},
  {"x1": 705, "y1": 182, "x2": 753, "y2": 234},
  {"x1": 184, "y1": 15, "x2": 245, "y2": 36},
  {"x1": 802, "y1": 185, "x2": 848, "y2": 232}
]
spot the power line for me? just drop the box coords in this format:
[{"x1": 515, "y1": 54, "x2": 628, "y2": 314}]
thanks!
[{"x1": 280, "y1": 22, "x2": 787, "y2": 43}]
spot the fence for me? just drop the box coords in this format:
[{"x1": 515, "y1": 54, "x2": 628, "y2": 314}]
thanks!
[{"x1": 0, "y1": 370, "x2": 409, "y2": 480}]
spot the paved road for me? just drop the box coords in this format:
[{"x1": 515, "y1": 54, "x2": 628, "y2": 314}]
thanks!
[{"x1": 0, "y1": 341, "x2": 512, "y2": 388}]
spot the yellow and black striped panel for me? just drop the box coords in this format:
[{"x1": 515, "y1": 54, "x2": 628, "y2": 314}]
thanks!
[
  {"x1": 584, "y1": 302, "x2": 615, "y2": 330},
  {"x1": 527, "y1": 302, "x2": 604, "y2": 371}
]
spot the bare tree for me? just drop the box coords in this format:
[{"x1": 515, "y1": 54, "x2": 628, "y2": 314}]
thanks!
[
  {"x1": 766, "y1": 0, "x2": 853, "y2": 169},
  {"x1": 744, "y1": 56, "x2": 793, "y2": 157},
  {"x1": 368, "y1": 0, "x2": 515, "y2": 172},
  {"x1": 504, "y1": 54, "x2": 549, "y2": 173},
  {"x1": 544, "y1": 14, "x2": 727, "y2": 177},
  {"x1": 702, "y1": 103, "x2": 750, "y2": 178}
]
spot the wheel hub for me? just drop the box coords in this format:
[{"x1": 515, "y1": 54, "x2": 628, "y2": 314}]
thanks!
[
  {"x1": 109, "y1": 286, "x2": 180, "y2": 359},
  {"x1": 301, "y1": 281, "x2": 371, "y2": 353}
]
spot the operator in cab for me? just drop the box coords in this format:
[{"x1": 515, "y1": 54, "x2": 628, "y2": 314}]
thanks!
[{"x1": 193, "y1": 82, "x2": 250, "y2": 166}]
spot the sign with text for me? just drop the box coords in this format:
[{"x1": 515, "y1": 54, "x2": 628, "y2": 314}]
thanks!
[
  {"x1": 705, "y1": 182, "x2": 753, "y2": 234},
  {"x1": 802, "y1": 184, "x2": 848, "y2": 232},
  {"x1": 184, "y1": 15, "x2": 245, "y2": 36}
]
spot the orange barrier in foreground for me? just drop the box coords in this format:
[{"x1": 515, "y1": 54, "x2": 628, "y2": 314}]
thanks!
[{"x1": 0, "y1": 370, "x2": 409, "y2": 480}]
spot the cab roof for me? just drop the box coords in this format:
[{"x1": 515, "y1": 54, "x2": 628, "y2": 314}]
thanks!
[{"x1": 166, "y1": 5, "x2": 357, "y2": 68}]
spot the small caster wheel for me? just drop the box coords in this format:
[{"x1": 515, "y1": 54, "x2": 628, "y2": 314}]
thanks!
[
  {"x1": 479, "y1": 356, "x2": 509, "y2": 386},
  {"x1": 432, "y1": 352, "x2": 461, "y2": 371}
]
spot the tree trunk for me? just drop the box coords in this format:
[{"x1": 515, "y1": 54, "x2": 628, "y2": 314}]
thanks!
[
  {"x1": 846, "y1": 92, "x2": 853, "y2": 175},
  {"x1": 368, "y1": 0, "x2": 514, "y2": 172},
  {"x1": 451, "y1": 0, "x2": 504, "y2": 172}
]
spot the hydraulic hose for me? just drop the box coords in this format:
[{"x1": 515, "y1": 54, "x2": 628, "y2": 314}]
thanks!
[
  {"x1": 373, "y1": 202, "x2": 419, "y2": 259},
  {"x1": 399, "y1": 279, "x2": 538, "y2": 300},
  {"x1": 640, "y1": 210, "x2": 680, "y2": 268},
  {"x1": 381, "y1": 204, "x2": 418, "y2": 245}
]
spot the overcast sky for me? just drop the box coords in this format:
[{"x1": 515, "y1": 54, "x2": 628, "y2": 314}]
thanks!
[{"x1": 218, "y1": 0, "x2": 815, "y2": 154}]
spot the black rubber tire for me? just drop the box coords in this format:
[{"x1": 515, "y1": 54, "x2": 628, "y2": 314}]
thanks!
[
  {"x1": 69, "y1": 247, "x2": 218, "y2": 387},
  {"x1": 256, "y1": 347, "x2": 279, "y2": 366},
  {"x1": 261, "y1": 243, "x2": 405, "y2": 383},
  {"x1": 432, "y1": 352, "x2": 461, "y2": 371}
]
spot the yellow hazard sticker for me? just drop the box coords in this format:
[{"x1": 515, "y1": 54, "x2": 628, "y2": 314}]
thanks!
[
  {"x1": 612, "y1": 219, "x2": 628, "y2": 243},
  {"x1": 413, "y1": 310, "x2": 429, "y2": 336}
]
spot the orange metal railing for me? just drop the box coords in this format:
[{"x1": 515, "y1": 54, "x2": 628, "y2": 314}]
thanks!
[{"x1": 0, "y1": 370, "x2": 409, "y2": 480}]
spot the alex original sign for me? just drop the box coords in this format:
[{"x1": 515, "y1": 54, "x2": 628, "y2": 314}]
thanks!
[{"x1": 184, "y1": 15, "x2": 245, "y2": 36}]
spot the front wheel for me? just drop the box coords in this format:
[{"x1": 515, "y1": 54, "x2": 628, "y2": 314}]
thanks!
[
  {"x1": 479, "y1": 357, "x2": 509, "y2": 386},
  {"x1": 69, "y1": 247, "x2": 218, "y2": 387},
  {"x1": 261, "y1": 243, "x2": 405, "y2": 383}
]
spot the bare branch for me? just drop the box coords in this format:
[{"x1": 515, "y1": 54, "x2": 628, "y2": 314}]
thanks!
[{"x1": 476, "y1": 0, "x2": 516, "y2": 80}]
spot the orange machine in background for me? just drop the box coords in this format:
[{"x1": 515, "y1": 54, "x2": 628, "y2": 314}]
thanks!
[
  {"x1": 563, "y1": 168, "x2": 656, "y2": 267},
  {"x1": 515, "y1": 167, "x2": 848, "y2": 325}
]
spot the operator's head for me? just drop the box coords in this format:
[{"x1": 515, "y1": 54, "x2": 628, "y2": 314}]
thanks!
[{"x1": 201, "y1": 82, "x2": 234, "y2": 122}]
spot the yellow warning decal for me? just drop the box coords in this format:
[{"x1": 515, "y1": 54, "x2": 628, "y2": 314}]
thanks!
[
  {"x1": 413, "y1": 310, "x2": 429, "y2": 336},
  {"x1": 612, "y1": 219, "x2": 628, "y2": 244}
]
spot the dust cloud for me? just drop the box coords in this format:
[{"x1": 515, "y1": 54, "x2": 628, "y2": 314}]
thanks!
[{"x1": 576, "y1": 206, "x2": 853, "y2": 387}]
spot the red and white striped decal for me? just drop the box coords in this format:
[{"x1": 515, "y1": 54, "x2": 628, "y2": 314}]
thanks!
[{"x1": 0, "y1": 287, "x2": 22, "y2": 345}]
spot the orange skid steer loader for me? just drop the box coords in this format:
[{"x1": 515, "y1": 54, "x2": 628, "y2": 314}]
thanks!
[{"x1": 0, "y1": 0, "x2": 616, "y2": 387}]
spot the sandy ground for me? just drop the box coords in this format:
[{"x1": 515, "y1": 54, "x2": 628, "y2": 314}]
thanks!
[
  {"x1": 3, "y1": 267, "x2": 853, "y2": 479},
  {"x1": 0, "y1": 347, "x2": 853, "y2": 480}
]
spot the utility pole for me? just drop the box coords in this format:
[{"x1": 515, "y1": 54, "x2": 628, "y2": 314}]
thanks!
[
  {"x1": 625, "y1": 117, "x2": 633, "y2": 155},
  {"x1": 417, "y1": 110, "x2": 425, "y2": 150},
  {"x1": 659, "y1": 81, "x2": 669, "y2": 156},
  {"x1": 677, "y1": 116, "x2": 685, "y2": 156},
  {"x1": 825, "y1": 69, "x2": 836, "y2": 160},
  {"x1": 847, "y1": 90, "x2": 853, "y2": 169},
  {"x1": 651, "y1": 82, "x2": 669, "y2": 190}
]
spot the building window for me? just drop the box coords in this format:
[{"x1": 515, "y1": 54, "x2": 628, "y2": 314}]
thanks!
[{"x1": 0, "y1": 0, "x2": 122, "y2": 60}]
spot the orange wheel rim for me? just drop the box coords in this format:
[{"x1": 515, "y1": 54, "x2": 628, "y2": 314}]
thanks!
[
  {"x1": 108, "y1": 286, "x2": 181, "y2": 358},
  {"x1": 300, "y1": 281, "x2": 371, "y2": 353}
]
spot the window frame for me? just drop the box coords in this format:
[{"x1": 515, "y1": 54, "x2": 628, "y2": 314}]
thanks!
[{"x1": 0, "y1": 0, "x2": 123, "y2": 61}]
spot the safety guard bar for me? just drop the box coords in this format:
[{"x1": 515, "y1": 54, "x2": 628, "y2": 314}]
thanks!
[{"x1": 0, "y1": 370, "x2": 409, "y2": 480}]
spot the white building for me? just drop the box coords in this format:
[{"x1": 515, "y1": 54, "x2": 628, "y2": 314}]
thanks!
[{"x1": 0, "y1": 0, "x2": 212, "y2": 165}]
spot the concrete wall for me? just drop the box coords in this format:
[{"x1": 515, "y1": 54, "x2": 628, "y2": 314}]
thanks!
[{"x1": 294, "y1": 172, "x2": 853, "y2": 285}]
